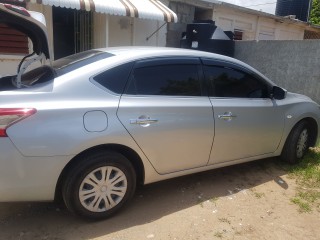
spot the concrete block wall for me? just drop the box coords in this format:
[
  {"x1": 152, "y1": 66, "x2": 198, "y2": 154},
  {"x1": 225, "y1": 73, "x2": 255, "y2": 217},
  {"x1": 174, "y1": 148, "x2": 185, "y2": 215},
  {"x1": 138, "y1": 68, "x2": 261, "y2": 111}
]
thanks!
[
  {"x1": 234, "y1": 40, "x2": 320, "y2": 104},
  {"x1": 166, "y1": 2, "x2": 195, "y2": 47}
]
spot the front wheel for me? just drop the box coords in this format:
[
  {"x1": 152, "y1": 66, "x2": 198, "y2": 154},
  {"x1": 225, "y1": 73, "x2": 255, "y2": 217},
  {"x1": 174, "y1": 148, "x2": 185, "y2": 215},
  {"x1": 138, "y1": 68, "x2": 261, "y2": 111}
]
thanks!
[
  {"x1": 281, "y1": 121, "x2": 310, "y2": 164},
  {"x1": 62, "y1": 151, "x2": 136, "y2": 220}
]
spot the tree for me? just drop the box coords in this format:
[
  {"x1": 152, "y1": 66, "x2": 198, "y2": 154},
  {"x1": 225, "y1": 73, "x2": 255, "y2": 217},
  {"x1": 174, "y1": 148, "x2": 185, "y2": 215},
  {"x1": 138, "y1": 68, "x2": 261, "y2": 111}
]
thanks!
[{"x1": 310, "y1": 0, "x2": 320, "y2": 25}]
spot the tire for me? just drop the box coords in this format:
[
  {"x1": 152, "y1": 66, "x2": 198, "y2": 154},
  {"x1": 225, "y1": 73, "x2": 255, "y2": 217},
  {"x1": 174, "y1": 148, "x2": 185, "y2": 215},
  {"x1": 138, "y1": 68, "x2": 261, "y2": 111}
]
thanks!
[
  {"x1": 62, "y1": 150, "x2": 136, "y2": 220},
  {"x1": 281, "y1": 121, "x2": 310, "y2": 164}
]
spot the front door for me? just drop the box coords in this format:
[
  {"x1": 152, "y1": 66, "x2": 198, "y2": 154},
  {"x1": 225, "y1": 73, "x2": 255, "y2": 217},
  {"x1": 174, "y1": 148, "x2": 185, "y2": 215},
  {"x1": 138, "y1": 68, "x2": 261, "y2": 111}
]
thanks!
[
  {"x1": 203, "y1": 63, "x2": 284, "y2": 165},
  {"x1": 209, "y1": 98, "x2": 284, "y2": 164}
]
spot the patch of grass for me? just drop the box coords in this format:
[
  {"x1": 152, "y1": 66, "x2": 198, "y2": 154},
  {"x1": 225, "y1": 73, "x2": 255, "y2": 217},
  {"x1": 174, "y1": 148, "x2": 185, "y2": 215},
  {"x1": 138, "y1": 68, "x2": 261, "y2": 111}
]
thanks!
[
  {"x1": 290, "y1": 197, "x2": 312, "y2": 213},
  {"x1": 288, "y1": 148, "x2": 320, "y2": 188},
  {"x1": 253, "y1": 192, "x2": 265, "y2": 199},
  {"x1": 218, "y1": 217, "x2": 231, "y2": 224},
  {"x1": 213, "y1": 231, "x2": 224, "y2": 238},
  {"x1": 199, "y1": 197, "x2": 219, "y2": 208},
  {"x1": 250, "y1": 188, "x2": 265, "y2": 199},
  {"x1": 286, "y1": 145, "x2": 320, "y2": 212},
  {"x1": 297, "y1": 190, "x2": 320, "y2": 203},
  {"x1": 210, "y1": 197, "x2": 219, "y2": 203}
]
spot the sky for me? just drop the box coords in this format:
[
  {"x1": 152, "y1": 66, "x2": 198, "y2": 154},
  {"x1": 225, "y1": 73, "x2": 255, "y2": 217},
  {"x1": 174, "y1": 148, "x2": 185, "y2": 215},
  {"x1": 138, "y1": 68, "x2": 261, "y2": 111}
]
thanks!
[{"x1": 220, "y1": 0, "x2": 277, "y2": 14}]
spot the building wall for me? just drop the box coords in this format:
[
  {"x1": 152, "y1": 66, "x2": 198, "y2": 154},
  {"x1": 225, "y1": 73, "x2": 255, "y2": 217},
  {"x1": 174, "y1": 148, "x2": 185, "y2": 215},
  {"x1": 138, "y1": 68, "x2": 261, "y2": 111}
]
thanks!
[
  {"x1": 213, "y1": 5, "x2": 305, "y2": 40},
  {"x1": 166, "y1": 0, "x2": 306, "y2": 48},
  {"x1": 167, "y1": 2, "x2": 195, "y2": 47},
  {"x1": 93, "y1": 13, "x2": 108, "y2": 48},
  {"x1": 133, "y1": 18, "x2": 166, "y2": 47},
  {"x1": 108, "y1": 16, "x2": 166, "y2": 47},
  {"x1": 0, "y1": 3, "x2": 167, "y2": 76},
  {"x1": 0, "y1": 55, "x2": 20, "y2": 77},
  {"x1": 234, "y1": 40, "x2": 320, "y2": 104},
  {"x1": 108, "y1": 16, "x2": 133, "y2": 47}
]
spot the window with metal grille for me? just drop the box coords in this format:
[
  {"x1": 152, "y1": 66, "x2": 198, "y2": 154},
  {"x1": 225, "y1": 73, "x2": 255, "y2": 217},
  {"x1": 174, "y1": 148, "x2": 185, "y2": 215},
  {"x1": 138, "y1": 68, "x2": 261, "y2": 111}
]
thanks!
[
  {"x1": 53, "y1": 7, "x2": 93, "y2": 59},
  {"x1": 304, "y1": 30, "x2": 320, "y2": 39},
  {"x1": 74, "y1": 10, "x2": 93, "y2": 53},
  {"x1": 0, "y1": 0, "x2": 29, "y2": 55},
  {"x1": 234, "y1": 30, "x2": 243, "y2": 40}
]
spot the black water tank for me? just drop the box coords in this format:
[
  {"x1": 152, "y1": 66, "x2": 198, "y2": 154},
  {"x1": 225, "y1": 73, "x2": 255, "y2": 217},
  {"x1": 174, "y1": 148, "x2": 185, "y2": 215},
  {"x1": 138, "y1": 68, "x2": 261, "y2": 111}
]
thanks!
[{"x1": 275, "y1": 0, "x2": 312, "y2": 22}]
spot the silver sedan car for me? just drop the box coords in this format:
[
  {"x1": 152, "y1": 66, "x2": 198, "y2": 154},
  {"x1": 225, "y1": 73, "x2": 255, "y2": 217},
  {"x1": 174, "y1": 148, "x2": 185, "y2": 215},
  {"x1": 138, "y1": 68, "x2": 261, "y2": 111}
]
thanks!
[{"x1": 0, "y1": 4, "x2": 319, "y2": 219}]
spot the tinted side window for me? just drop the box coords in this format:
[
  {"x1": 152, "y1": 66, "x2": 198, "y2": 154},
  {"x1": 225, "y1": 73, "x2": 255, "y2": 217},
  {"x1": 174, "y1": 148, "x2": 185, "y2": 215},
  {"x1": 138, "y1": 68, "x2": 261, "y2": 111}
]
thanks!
[
  {"x1": 204, "y1": 66, "x2": 269, "y2": 98},
  {"x1": 126, "y1": 64, "x2": 201, "y2": 96},
  {"x1": 93, "y1": 62, "x2": 133, "y2": 94}
]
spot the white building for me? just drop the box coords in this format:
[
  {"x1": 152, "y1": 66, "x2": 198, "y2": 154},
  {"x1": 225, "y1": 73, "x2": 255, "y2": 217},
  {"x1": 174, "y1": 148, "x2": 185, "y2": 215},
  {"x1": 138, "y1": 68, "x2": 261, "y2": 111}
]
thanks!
[
  {"x1": 0, "y1": 0, "x2": 176, "y2": 75},
  {"x1": 166, "y1": 0, "x2": 320, "y2": 47},
  {"x1": 1, "y1": 0, "x2": 320, "y2": 75}
]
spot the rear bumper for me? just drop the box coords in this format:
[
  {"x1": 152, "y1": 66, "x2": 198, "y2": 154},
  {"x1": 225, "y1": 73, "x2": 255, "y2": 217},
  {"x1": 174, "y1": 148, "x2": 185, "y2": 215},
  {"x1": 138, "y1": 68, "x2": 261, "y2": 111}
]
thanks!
[{"x1": 0, "y1": 138, "x2": 71, "y2": 202}]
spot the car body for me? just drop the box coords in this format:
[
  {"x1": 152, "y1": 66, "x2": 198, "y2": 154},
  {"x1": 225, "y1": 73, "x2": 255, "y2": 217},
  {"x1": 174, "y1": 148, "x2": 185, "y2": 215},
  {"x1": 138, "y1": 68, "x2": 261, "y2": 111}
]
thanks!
[{"x1": 0, "y1": 4, "x2": 319, "y2": 219}]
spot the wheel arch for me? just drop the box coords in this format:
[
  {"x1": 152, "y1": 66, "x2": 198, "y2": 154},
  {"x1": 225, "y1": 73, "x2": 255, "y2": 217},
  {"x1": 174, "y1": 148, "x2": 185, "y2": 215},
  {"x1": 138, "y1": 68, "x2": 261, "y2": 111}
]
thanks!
[
  {"x1": 303, "y1": 117, "x2": 319, "y2": 147},
  {"x1": 285, "y1": 117, "x2": 318, "y2": 148},
  {"x1": 280, "y1": 117, "x2": 318, "y2": 164},
  {"x1": 54, "y1": 144, "x2": 145, "y2": 203}
]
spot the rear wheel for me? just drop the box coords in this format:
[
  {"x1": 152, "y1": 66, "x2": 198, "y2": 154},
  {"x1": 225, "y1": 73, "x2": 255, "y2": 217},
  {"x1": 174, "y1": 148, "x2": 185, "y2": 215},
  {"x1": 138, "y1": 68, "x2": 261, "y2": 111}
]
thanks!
[
  {"x1": 62, "y1": 151, "x2": 136, "y2": 220},
  {"x1": 281, "y1": 121, "x2": 310, "y2": 164}
]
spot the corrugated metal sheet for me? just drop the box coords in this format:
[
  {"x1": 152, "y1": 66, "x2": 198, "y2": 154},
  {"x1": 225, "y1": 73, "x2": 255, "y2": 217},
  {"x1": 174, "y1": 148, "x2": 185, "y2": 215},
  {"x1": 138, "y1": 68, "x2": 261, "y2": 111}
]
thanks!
[{"x1": 26, "y1": 0, "x2": 178, "y2": 22}]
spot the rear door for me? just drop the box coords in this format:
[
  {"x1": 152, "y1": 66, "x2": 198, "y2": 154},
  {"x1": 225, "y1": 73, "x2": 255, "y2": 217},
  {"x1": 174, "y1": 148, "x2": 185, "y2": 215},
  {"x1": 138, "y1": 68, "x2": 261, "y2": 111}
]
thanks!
[{"x1": 117, "y1": 57, "x2": 214, "y2": 174}]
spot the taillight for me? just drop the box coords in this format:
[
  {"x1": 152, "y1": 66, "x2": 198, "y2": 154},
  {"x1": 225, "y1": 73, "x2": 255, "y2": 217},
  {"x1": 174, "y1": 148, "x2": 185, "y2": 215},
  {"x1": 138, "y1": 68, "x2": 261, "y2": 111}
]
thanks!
[{"x1": 0, "y1": 108, "x2": 36, "y2": 137}]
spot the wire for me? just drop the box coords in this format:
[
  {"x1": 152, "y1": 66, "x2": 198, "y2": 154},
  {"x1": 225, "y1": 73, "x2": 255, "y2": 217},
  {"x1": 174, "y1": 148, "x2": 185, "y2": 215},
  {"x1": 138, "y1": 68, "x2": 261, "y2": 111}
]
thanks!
[{"x1": 244, "y1": 2, "x2": 277, "y2": 7}]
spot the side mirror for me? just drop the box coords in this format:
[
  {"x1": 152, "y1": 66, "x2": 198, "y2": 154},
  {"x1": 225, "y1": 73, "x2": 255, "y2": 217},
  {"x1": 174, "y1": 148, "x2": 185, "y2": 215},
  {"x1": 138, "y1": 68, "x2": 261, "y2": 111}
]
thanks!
[{"x1": 272, "y1": 86, "x2": 287, "y2": 100}]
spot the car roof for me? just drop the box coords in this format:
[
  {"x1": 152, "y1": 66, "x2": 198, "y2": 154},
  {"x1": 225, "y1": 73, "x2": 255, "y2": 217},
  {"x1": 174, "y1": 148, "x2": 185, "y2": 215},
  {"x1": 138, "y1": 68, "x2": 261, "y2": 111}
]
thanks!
[
  {"x1": 98, "y1": 47, "x2": 254, "y2": 72},
  {"x1": 97, "y1": 47, "x2": 275, "y2": 85},
  {"x1": 100, "y1": 46, "x2": 231, "y2": 60}
]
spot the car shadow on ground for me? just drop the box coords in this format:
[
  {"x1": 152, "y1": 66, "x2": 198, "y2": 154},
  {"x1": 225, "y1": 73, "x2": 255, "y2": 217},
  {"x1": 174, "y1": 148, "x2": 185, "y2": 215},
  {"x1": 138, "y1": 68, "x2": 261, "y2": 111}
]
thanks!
[{"x1": 0, "y1": 157, "x2": 289, "y2": 240}]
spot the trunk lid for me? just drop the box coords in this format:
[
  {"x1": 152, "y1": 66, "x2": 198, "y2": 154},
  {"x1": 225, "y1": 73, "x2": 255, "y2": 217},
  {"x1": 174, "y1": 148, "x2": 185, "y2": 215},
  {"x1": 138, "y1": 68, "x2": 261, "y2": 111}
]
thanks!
[{"x1": 0, "y1": 3, "x2": 50, "y2": 59}]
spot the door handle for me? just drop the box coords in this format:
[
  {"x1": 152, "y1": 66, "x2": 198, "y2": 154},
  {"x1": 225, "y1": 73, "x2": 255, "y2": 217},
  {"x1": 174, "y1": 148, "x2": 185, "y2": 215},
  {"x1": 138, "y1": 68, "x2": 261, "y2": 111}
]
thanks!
[
  {"x1": 130, "y1": 115, "x2": 158, "y2": 127},
  {"x1": 218, "y1": 112, "x2": 237, "y2": 121},
  {"x1": 130, "y1": 119, "x2": 158, "y2": 125}
]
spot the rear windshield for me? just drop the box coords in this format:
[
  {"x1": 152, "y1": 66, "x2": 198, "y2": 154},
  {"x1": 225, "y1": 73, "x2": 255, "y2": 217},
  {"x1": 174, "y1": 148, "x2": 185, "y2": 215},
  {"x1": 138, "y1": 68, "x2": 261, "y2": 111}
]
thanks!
[
  {"x1": 53, "y1": 50, "x2": 114, "y2": 76},
  {"x1": 20, "y1": 50, "x2": 114, "y2": 87}
]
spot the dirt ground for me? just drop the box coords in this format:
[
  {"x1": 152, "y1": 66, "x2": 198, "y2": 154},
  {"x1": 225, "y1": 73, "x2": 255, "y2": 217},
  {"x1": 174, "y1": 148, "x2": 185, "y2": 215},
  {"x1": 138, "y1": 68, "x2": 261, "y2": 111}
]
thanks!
[{"x1": 0, "y1": 158, "x2": 319, "y2": 240}]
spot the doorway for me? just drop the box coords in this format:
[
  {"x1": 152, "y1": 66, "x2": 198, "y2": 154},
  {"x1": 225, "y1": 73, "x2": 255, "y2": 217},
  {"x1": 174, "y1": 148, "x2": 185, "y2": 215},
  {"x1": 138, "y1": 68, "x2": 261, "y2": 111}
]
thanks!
[{"x1": 52, "y1": 7, "x2": 93, "y2": 60}]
